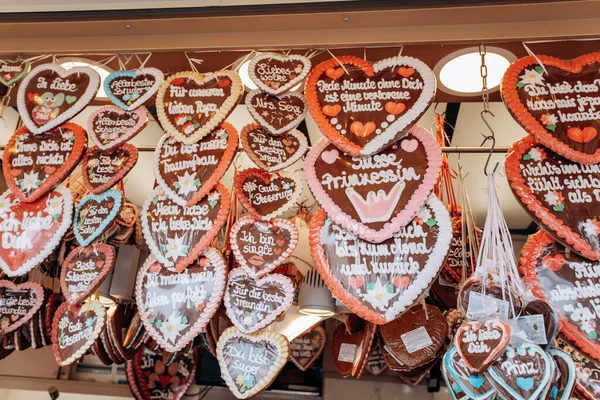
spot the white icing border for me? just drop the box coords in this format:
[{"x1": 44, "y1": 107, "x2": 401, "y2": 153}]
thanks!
[
  {"x1": 245, "y1": 89, "x2": 307, "y2": 135},
  {"x1": 248, "y1": 53, "x2": 311, "y2": 95},
  {"x1": 241, "y1": 126, "x2": 308, "y2": 172},
  {"x1": 104, "y1": 67, "x2": 164, "y2": 111}
]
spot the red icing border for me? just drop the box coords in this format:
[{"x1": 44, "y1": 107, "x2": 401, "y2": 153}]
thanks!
[
  {"x1": 82, "y1": 143, "x2": 138, "y2": 195},
  {"x1": 454, "y1": 319, "x2": 510, "y2": 373}
]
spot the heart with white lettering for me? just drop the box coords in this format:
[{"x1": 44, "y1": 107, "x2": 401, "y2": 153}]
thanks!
[
  {"x1": 454, "y1": 319, "x2": 510, "y2": 373},
  {"x1": 305, "y1": 125, "x2": 442, "y2": 243},
  {"x1": 245, "y1": 90, "x2": 307, "y2": 135},
  {"x1": 305, "y1": 55, "x2": 436, "y2": 156},
  {"x1": 135, "y1": 248, "x2": 227, "y2": 353},
  {"x1": 3, "y1": 122, "x2": 87, "y2": 202},
  {"x1": 332, "y1": 320, "x2": 376, "y2": 379},
  {"x1": 217, "y1": 327, "x2": 289, "y2": 399},
  {"x1": 230, "y1": 217, "x2": 299, "y2": 279},
  {"x1": 60, "y1": 244, "x2": 116, "y2": 305},
  {"x1": 104, "y1": 67, "x2": 164, "y2": 111},
  {"x1": 223, "y1": 268, "x2": 293, "y2": 334},
  {"x1": 156, "y1": 70, "x2": 243, "y2": 144},
  {"x1": 51, "y1": 299, "x2": 106, "y2": 367},
  {"x1": 0, "y1": 59, "x2": 30, "y2": 87},
  {"x1": 17, "y1": 63, "x2": 100, "y2": 134},
  {"x1": 506, "y1": 135, "x2": 600, "y2": 260},
  {"x1": 0, "y1": 281, "x2": 44, "y2": 334},
  {"x1": 74, "y1": 190, "x2": 123, "y2": 246},
  {"x1": 502, "y1": 53, "x2": 600, "y2": 164},
  {"x1": 248, "y1": 53, "x2": 311, "y2": 95},
  {"x1": 0, "y1": 188, "x2": 72, "y2": 277},
  {"x1": 310, "y1": 194, "x2": 451, "y2": 324},
  {"x1": 87, "y1": 105, "x2": 148, "y2": 151},
  {"x1": 154, "y1": 122, "x2": 238, "y2": 206},
  {"x1": 141, "y1": 183, "x2": 230, "y2": 272},
  {"x1": 289, "y1": 325, "x2": 326, "y2": 371},
  {"x1": 443, "y1": 346, "x2": 496, "y2": 400},
  {"x1": 442, "y1": 212, "x2": 481, "y2": 285},
  {"x1": 82, "y1": 144, "x2": 138, "y2": 195},
  {"x1": 234, "y1": 168, "x2": 303, "y2": 221}
]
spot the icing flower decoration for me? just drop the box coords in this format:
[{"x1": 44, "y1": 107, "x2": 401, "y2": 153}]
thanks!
[
  {"x1": 20, "y1": 171, "x2": 41, "y2": 192},
  {"x1": 582, "y1": 320, "x2": 598, "y2": 340},
  {"x1": 524, "y1": 147, "x2": 547, "y2": 162},
  {"x1": 540, "y1": 113, "x2": 558, "y2": 132},
  {"x1": 159, "y1": 312, "x2": 189, "y2": 344},
  {"x1": 163, "y1": 234, "x2": 189, "y2": 260},
  {"x1": 243, "y1": 181, "x2": 257, "y2": 193},
  {"x1": 582, "y1": 218, "x2": 600, "y2": 237},
  {"x1": 0, "y1": 194, "x2": 13, "y2": 215},
  {"x1": 517, "y1": 66, "x2": 545, "y2": 88},
  {"x1": 360, "y1": 278, "x2": 398, "y2": 311},
  {"x1": 58, "y1": 316, "x2": 70, "y2": 330},
  {"x1": 175, "y1": 171, "x2": 200, "y2": 196},
  {"x1": 544, "y1": 190, "x2": 565, "y2": 211},
  {"x1": 175, "y1": 115, "x2": 188, "y2": 126},
  {"x1": 46, "y1": 194, "x2": 63, "y2": 220}
]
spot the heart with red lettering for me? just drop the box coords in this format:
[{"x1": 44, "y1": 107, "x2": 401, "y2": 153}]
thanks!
[
  {"x1": 245, "y1": 90, "x2": 307, "y2": 135},
  {"x1": 74, "y1": 190, "x2": 123, "y2": 247},
  {"x1": 87, "y1": 105, "x2": 148, "y2": 151},
  {"x1": 289, "y1": 325, "x2": 326, "y2": 371},
  {"x1": 0, "y1": 59, "x2": 30, "y2": 87},
  {"x1": 82, "y1": 144, "x2": 138, "y2": 195},
  {"x1": 454, "y1": 319, "x2": 510, "y2": 373},
  {"x1": 0, "y1": 281, "x2": 44, "y2": 334},
  {"x1": 248, "y1": 53, "x2": 311, "y2": 95}
]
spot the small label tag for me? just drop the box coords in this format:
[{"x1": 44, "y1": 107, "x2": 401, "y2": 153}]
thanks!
[
  {"x1": 338, "y1": 343, "x2": 357, "y2": 363},
  {"x1": 467, "y1": 292, "x2": 510, "y2": 319},
  {"x1": 517, "y1": 314, "x2": 548, "y2": 345},
  {"x1": 401, "y1": 326, "x2": 434, "y2": 354}
]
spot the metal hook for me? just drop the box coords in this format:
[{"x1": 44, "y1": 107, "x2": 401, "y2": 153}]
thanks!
[{"x1": 480, "y1": 110, "x2": 499, "y2": 176}]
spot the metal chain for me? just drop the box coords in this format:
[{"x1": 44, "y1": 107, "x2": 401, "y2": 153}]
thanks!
[{"x1": 479, "y1": 43, "x2": 489, "y2": 112}]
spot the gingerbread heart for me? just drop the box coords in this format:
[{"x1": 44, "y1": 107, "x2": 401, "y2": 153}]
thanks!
[
  {"x1": 3, "y1": 122, "x2": 87, "y2": 202},
  {"x1": 245, "y1": 90, "x2": 307, "y2": 135},
  {"x1": 454, "y1": 319, "x2": 510, "y2": 373},
  {"x1": 87, "y1": 105, "x2": 148, "y2": 151},
  {"x1": 51, "y1": 299, "x2": 106, "y2": 366},
  {"x1": 555, "y1": 335, "x2": 596, "y2": 399},
  {"x1": 156, "y1": 70, "x2": 243, "y2": 144},
  {"x1": 548, "y1": 349, "x2": 576, "y2": 400},
  {"x1": 521, "y1": 299, "x2": 558, "y2": 351},
  {"x1": 74, "y1": 190, "x2": 123, "y2": 246},
  {"x1": 234, "y1": 168, "x2": 302, "y2": 221},
  {"x1": 332, "y1": 320, "x2": 376, "y2": 379},
  {"x1": 305, "y1": 125, "x2": 442, "y2": 243},
  {"x1": 154, "y1": 122, "x2": 238, "y2": 206},
  {"x1": 230, "y1": 217, "x2": 299, "y2": 278},
  {"x1": 502, "y1": 53, "x2": 600, "y2": 164},
  {"x1": 82, "y1": 144, "x2": 138, "y2": 195},
  {"x1": 240, "y1": 123, "x2": 308, "y2": 172},
  {"x1": 365, "y1": 342, "x2": 388, "y2": 376},
  {"x1": 104, "y1": 68, "x2": 164, "y2": 111},
  {"x1": 305, "y1": 55, "x2": 436, "y2": 156},
  {"x1": 0, "y1": 281, "x2": 44, "y2": 334},
  {"x1": 442, "y1": 213, "x2": 481, "y2": 285},
  {"x1": 442, "y1": 346, "x2": 496, "y2": 400},
  {"x1": 506, "y1": 135, "x2": 600, "y2": 260},
  {"x1": 17, "y1": 63, "x2": 100, "y2": 134},
  {"x1": 0, "y1": 188, "x2": 73, "y2": 277},
  {"x1": 289, "y1": 325, "x2": 326, "y2": 371},
  {"x1": 60, "y1": 244, "x2": 116, "y2": 305},
  {"x1": 136, "y1": 248, "x2": 227, "y2": 353},
  {"x1": 141, "y1": 184, "x2": 230, "y2": 272},
  {"x1": 223, "y1": 268, "x2": 293, "y2": 334},
  {"x1": 0, "y1": 59, "x2": 30, "y2": 87},
  {"x1": 248, "y1": 53, "x2": 311, "y2": 95},
  {"x1": 310, "y1": 194, "x2": 451, "y2": 323}
]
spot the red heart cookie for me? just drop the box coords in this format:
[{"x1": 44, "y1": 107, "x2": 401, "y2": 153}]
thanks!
[
  {"x1": 82, "y1": 144, "x2": 138, "y2": 195},
  {"x1": 332, "y1": 320, "x2": 376, "y2": 379},
  {"x1": 245, "y1": 90, "x2": 307, "y2": 135},
  {"x1": 87, "y1": 105, "x2": 148, "y2": 151},
  {"x1": 0, "y1": 281, "x2": 44, "y2": 334},
  {"x1": 290, "y1": 325, "x2": 326, "y2": 371},
  {"x1": 3, "y1": 122, "x2": 87, "y2": 202},
  {"x1": 305, "y1": 55, "x2": 436, "y2": 156},
  {"x1": 248, "y1": 53, "x2": 311, "y2": 95},
  {"x1": 454, "y1": 319, "x2": 510, "y2": 373},
  {"x1": 104, "y1": 67, "x2": 164, "y2": 111}
]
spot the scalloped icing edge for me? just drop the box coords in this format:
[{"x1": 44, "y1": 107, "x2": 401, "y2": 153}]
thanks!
[
  {"x1": 289, "y1": 325, "x2": 326, "y2": 372},
  {"x1": 125, "y1": 360, "x2": 144, "y2": 400},
  {"x1": 217, "y1": 326, "x2": 289, "y2": 399},
  {"x1": 248, "y1": 53, "x2": 311, "y2": 96},
  {"x1": 453, "y1": 319, "x2": 510, "y2": 374},
  {"x1": 223, "y1": 268, "x2": 294, "y2": 334},
  {"x1": 82, "y1": 143, "x2": 139, "y2": 195},
  {"x1": 0, "y1": 281, "x2": 44, "y2": 334},
  {"x1": 443, "y1": 347, "x2": 496, "y2": 400},
  {"x1": 153, "y1": 122, "x2": 238, "y2": 207},
  {"x1": 87, "y1": 106, "x2": 149, "y2": 151},
  {"x1": 548, "y1": 349, "x2": 576, "y2": 400},
  {"x1": 17, "y1": 63, "x2": 100, "y2": 134},
  {"x1": 245, "y1": 89, "x2": 307, "y2": 135},
  {"x1": 0, "y1": 59, "x2": 30, "y2": 87},
  {"x1": 135, "y1": 249, "x2": 227, "y2": 353},
  {"x1": 104, "y1": 67, "x2": 165, "y2": 111},
  {"x1": 73, "y1": 189, "x2": 124, "y2": 247},
  {"x1": 155, "y1": 70, "x2": 242, "y2": 145}
]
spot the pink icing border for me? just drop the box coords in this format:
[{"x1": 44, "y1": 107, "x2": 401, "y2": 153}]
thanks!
[
  {"x1": 87, "y1": 106, "x2": 148, "y2": 151},
  {"x1": 454, "y1": 319, "x2": 510, "y2": 373},
  {"x1": 0, "y1": 281, "x2": 44, "y2": 334}
]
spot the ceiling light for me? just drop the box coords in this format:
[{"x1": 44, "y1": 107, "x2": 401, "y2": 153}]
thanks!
[
  {"x1": 238, "y1": 58, "x2": 302, "y2": 92},
  {"x1": 59, "y1": 57, "x2": 113, "y2": 100},
  {"x1": 298, "y1": 270, "x2": 336, "y2": 317},
  {"x1": 273, "y1": 306, "x2": 323, "y2": 341},
  {"x1": 434, "y1": 47, "x2": 515, "y2": 96}
]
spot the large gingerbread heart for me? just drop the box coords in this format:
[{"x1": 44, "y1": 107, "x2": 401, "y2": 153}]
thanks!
[
  {"x1": 217, "y1": 326, "x2": 289, "y2": 399},
  {"x1": 0, "y1": 281, "x2": 44, "y2": 334},
  {"x1": 245, "y1": 90, "x2": 307, "y2": 135},
  {"x1": 0, "y1": 59, "x2": 30, "y2": 87},
  {"x1": 454, "y1": 319, "x2": 510, "y2": 373},
  {"x1": 87, "y1": 105, "x2": 148, "y2": 151},
  {"x1": 289, "y1": 325, "x2": 326, "y2": 371},
  {"x1": 74, "y1": 190, "x2": 123, "y2": 246},
  {"x1": 82, "y1": 143, "x2": 138, "y2": 195},
  {"x1": 17, "y1": 63, "x2": 100, "y2": 134},
  {"x1": 305, "y1": 55, "x2": 436, "y2": 156},
  {"x1": 332, "y1": 320, "x2": 376, "y2": 379},
  {"x1": 135, "y1": 248, "x2": 227, "y2": 353},
  {"x1": 141, "y1": 184, "x2": 230, "y2": 272},
  {"x1": 156, "y1": 70, "x2": 242, "y2": 144},
  {"x1": 3, "y1": 122, "x2": 87, "y2": 202},
  {"x1": 104, "y1": 67, "x2": 164, "y2": 111},
  {"x1": 154, "y1": 122, "x2": 238, "y2": 206},
  {"x1": 248, "y1": 53, "x2": 311, "y2": 95},
  {"x1": 0, "y1": 187, "x2": 72, "y2": 277},
  {"x1": 506, "y1": 135, "x2": 600, "y2": 260},
  {"x1": 442, "y1": 346, "x2": 496, "y2": 400},
  {"x1": 502, "y1": 53, "x2": 600, "y2": 164},
  {"x1": 305, "y1": 125, "x2": 442, "y2": 243},
  {"x1": 310, "y1": 194, "x2": 451, "y2": 324}
]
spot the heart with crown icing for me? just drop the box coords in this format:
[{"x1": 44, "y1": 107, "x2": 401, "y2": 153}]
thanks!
[
  {"x1": 0, "y1": 281, "x2": 44, "y2": 334},
  {"x1": 104, "y1": 67, "x2": 164, "y2": 111},
  {"x1": 87, "y1": 106, "x2": 148, "y2": 151},
  {"x1": 245, "y1": 90, "x2": 307, "y2": 135},
  {"x1": 305, "y1": 125, "x2": 442, "y2": 243},
  {"x1": 82, "y1": 144, "x2": 138, "y2": 195},
  {"x1": 248, "y1": 53, "x2": 311, "y2": 95},
  {"x1": 0, "y1": 59, "x2": 30, "y2": 87}
]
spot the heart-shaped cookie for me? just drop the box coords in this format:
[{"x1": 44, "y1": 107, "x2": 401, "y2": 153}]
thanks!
[
  {"x1": 310, "y1": 194, "x2": 451, "y2": 323},
  {"x1": 289, "y1": 325, "x2": 326, "y2": 371},
  {"x1": 17, "y1": 63, "x2": 100, "y2": 134},
  {"x1": 365, "y1": 341, "x2": 388, "y2": 376},
  {"x1": 454, "y1": 319, "x2": 510, "y2": 373},
  {"x1": 332, "y1": 320, "x2": 376, "y2": 379},
  {"x1": 305, "y1": 55, "x2": 436, "y2": 156},
  {"x1": 442, "y1": 213, "x2": 481, "y2": 285},
  {"x1": 548, "y1": 349, "x2": 576, "y2": 400},
  {"x1": 3, "y1": 122, "x2": 87, "y2": 203},
  {"x1": 230, "y1": 217, "x2": 299, "y2": 278},
  {"x1": 154, "y1": 122, "x2": 238, "y2": 206},
  {"x1": 51, "y1": 299, "x2": 106, "y2": 367},
  {"x1": 443, "y1": 346, "x2": 496, "y2": 400},
  {"x1": 74, "y1": 190, "x2": 123, "y2": 247},
  {"x1": 248, "y1": 53, "x2": 311, "y2": 95},
  {"x1": 506, "y1": 135, "x2": 600, "y2": 260},
  {"x1": 82, "y1": 144, "x2": 138, "y2": 195},
  {"x1": 104, "y1": 67, "x2": 164, "y2": 111},
  {"x1": 141, "y1": 183, "x2": 230, "y2": 272},
  {"x1": 156, "y1": 70, "x2": 243, "y2": 144},
  {"x1": 245, "y1": 90, "x2": 307, "y2": 135},
  {"x1": 555, "y1": 335, "x2": 597, "y2": 399},
  {"x1": 521, "y1": 299, "x2": 558, "y2": 351},
  {"x1": 60, "y1": 244, "x2": 116, "y2": 305},
  {"x1": 136, "y1": 248, "x2": 227, "y2": 353},
  {"x1": 0, "y1": 281, "x2": 44, "y2": 334},
  {"x1": 0, "y1": 59, "x2": 30, "y2": 87},
  {"x1": 0, "y1": 188, "x2": 73, "y2": 277},
  {"x1": 240, "y1": 123, "x2": 308, "y2": 172},
  {"x1": 502, "y1": 53, "x2": 600, "y2": 164},
  {"x1": 87, "y1": 105, "x2": 148, "y2": 151},
  {"x1": 217, "y1": 326, "x2": 289, "y2": 399},
  {"x1": 234, "y1": 168, "x2": 302, "y2": 221},
  {"x1": 305, "y1": 125, "x2": 442, "y2": 243}
]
